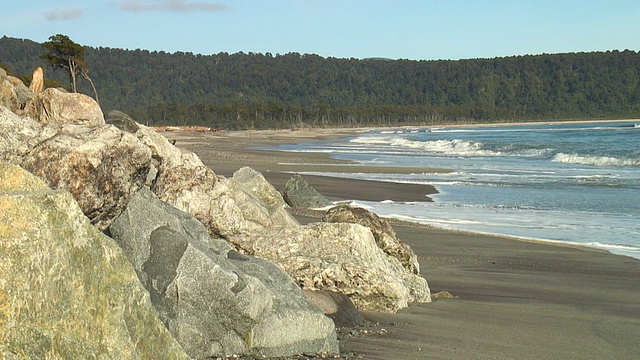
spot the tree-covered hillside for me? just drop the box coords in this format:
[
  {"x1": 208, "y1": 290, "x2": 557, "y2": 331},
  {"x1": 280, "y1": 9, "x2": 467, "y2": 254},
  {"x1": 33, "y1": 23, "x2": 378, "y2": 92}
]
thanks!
[{"x1": 2, "y1": 35, "x2": 639, "y2": 129}]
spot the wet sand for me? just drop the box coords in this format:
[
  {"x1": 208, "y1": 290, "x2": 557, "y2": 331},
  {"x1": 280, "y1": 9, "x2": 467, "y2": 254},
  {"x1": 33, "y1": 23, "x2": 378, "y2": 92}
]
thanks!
[{"x1": 163, "y1": 127, "x2": 640, "y2": 360}]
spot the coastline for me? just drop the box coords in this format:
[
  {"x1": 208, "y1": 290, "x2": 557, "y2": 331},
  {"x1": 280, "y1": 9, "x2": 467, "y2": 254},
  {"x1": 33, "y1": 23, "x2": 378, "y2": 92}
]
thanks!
[{"x1": 163, "y1": 127, "x2": 640, "y2": 359}]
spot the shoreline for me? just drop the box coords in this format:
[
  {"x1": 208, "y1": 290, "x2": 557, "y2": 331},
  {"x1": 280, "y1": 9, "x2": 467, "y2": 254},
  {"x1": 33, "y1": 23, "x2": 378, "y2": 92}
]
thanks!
[{"x1": 162, "y1": 126, "x2": 640, "y2": 359}]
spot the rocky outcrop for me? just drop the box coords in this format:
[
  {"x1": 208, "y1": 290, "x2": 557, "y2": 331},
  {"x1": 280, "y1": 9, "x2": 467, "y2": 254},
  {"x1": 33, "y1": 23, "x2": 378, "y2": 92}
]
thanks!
[
  {"x1": 25, "y1": 88, "x2": 104, "y2": 126},
  {"x1": 284, "y1": 174, "x2": 333, "y2": 209},
  {"x1": 109, "y1": 188, "x2": 338, "y2": 358},
  {"x1": 28, "y1": 66, "x2": 44, "y2": 93},
  {"x1": 19, "y1": 124, "x2": 152, "y2": 230},
  {"x1": 0, "y1": 162, "x2": 189, "y2": 359},
  {"x1": 324, "y1": 204, "x2": 420, "y2": 274},
  {"x1": 229, "y1": 222, "x2": 431, "y2": 312}
]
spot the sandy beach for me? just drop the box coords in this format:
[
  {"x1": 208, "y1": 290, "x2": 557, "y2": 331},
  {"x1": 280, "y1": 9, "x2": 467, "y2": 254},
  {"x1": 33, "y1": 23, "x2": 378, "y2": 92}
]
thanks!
[{"x1": 162, "y1": 127, "x2": 640, "y2": 360}]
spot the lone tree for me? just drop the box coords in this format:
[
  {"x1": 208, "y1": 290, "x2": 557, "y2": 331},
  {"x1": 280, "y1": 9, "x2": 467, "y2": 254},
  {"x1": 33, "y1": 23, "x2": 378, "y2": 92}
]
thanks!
[{"x1": 40, "y1": 34, "x2": 99, "y2": 102}]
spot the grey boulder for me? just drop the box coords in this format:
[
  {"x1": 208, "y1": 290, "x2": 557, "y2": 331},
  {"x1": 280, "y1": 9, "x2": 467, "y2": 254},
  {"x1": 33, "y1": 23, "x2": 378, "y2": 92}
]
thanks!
[
  {"x1": 0, "y1": 162, "x2": 189, "y2": 359},
  {"x1": 284, "y1": 174, "x2": 333, "y2": 209},
  {"x1": 109, "y1": 188, "x2": 338, "y2": 358},
  {"x1": 324, "y1": 204, "x2": 421, "y2": 274}
]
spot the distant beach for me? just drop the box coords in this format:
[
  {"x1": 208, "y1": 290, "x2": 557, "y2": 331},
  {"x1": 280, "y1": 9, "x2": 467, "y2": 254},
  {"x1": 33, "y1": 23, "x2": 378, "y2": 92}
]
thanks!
[{"x1": 162, "y1": 126, "x2": 640, "y2": 359}]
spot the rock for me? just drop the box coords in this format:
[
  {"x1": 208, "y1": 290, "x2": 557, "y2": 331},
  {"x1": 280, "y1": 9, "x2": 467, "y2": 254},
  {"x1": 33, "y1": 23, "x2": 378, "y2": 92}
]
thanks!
[
  {"x1": 323, "y1": 204, "x2": 420, "y2": 274},
  {"x1": 7, "y1": 76, "x2": 24, "y2": 87},
  {"x1": 0, "y1": 106, "x2": 57, "y2": 164},
  {"x1": 154, "y1": 161, "x2": 299, "y2": 238},
  {"x1": 14, "y1": 83, "x2": 36, "y2": 107},
  {"x1": 432, "y1": 291, "x2": 454, "y2": 299},
  {"x1": 0, "y1": 78, "x2": 19, "y2": 112},
  {"x1": 0, "y1": 162, "x2": 189, "y2": 359},
  {"x1": 25, "y1": 88, "x2": 105, "y2": 126},
  {"x1": 19, "y1": 124, "x2": 152, "y2": 230},
  {"x1": 28, "y1": 66, "x2": 44, "y2": 93},
  {"x1": 283, "y1": 174, "x2": 333, "y2": 209},
  {"x1": 109, "y1": 187, "x2": 338, "y2": 358},
  {"x1": 303, "y1": 290, "x2": 364, "y2": 328},
  {"x1": 233, "y1": 166, "x2": 289, "y2": 209},
  {"x1": 106, "y1": 109, "x2": 141, "y2": 133},
  {"x1": 229, "y1": 221, "x2": 431, "y2": 312}
]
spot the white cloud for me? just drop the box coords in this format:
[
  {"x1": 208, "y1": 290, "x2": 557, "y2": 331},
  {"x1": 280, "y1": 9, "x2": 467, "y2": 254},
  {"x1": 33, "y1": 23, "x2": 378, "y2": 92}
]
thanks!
[
  {"x1": 43, "y1": 8, "x2": 84, "y2": 21},
  {"x1": 115, "y1": 0, "x2": 229, "y2": 12}
]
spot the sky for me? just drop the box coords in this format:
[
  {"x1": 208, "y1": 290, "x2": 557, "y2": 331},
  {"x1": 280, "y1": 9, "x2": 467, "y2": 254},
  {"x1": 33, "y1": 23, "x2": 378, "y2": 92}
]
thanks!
[{"x1": 2, "y1": 0, "x2": 639, "y2": 61}]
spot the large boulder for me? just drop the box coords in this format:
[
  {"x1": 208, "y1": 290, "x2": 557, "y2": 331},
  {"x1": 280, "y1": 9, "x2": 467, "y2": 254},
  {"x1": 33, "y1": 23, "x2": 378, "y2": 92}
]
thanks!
[
  {"x1": 284, "y1": 174, "x2": 333, "y2": 209},
  {"x1": 19, "y1": 124, "x2": 152, "y2": 230},
  {"x1": 0, "y1": 162, "x2": 189, "y2": 359},
  {"x1": 109, "y1": 187, "x2": 338, "y2": 358},
  {"x1": 229, "y1": 222, "x2": 431, "y2": 312},
  {"x1": 25, "y1": 88, "x2": 104, "y2": 126},
  {"x1": 324, "y1": 204, "x2": 420, "y2": 274}
]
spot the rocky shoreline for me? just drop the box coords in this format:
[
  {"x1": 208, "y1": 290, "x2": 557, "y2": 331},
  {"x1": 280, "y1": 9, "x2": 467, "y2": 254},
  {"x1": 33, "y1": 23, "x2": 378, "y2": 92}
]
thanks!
[{"x1": 1, "y1": 69, "x2": 429, "y2": 358}]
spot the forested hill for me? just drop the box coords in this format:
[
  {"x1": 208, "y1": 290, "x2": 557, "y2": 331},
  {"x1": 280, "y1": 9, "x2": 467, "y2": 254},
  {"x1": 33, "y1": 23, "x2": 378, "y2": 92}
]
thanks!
[{"x1": 2, "y1": 35, "x2": 639, "y2": 129}]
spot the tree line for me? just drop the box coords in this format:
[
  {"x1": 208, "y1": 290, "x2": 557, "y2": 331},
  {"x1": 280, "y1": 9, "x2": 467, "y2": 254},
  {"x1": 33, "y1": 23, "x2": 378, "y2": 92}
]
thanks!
[{"x1": 1, "y1": 35, "x2": 639, "y2": 129}]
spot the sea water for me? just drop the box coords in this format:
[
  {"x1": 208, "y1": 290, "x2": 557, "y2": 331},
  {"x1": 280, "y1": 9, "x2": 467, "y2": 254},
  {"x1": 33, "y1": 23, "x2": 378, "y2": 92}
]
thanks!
[{"x1": 263, "y1": 121, "x2": 640, "y2": 259}]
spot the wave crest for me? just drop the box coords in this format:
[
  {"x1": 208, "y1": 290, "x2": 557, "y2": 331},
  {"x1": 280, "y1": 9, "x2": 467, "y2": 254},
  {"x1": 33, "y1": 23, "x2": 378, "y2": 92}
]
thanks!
[
  {"x1": 351, "y1": 137, "x2": 501, "y2": 157},
  {"x1": 552, "y1": 153, "x2": 640, "y2": 167}
]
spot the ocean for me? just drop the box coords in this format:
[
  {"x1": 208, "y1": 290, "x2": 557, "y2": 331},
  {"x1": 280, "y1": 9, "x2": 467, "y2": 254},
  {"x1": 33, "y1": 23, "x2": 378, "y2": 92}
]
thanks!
[{"x1": 265, "y1": 121, "x2": 640, "y2": 260}]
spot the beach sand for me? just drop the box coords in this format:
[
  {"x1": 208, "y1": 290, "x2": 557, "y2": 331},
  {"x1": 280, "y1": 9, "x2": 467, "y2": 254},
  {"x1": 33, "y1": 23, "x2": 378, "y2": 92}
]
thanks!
[{"x1": 163, "y1": 128, "x2": 640, "y2": 360}]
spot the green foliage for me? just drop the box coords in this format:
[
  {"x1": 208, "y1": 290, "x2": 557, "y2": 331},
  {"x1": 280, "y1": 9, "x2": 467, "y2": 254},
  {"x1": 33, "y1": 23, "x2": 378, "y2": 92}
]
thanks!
[
  {"x1": 39, "y1": 34, "x2": 86, "y2": 92},
  {"x1": 1, "y1": 36, "x2": 639, "y2": 129}
]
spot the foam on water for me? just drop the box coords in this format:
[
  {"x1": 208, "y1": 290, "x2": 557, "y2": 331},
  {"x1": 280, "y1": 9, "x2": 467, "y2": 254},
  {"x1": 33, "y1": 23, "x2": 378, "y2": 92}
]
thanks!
[{"x1": 260, "y1": 121, "x2": 640, "y2": 260}]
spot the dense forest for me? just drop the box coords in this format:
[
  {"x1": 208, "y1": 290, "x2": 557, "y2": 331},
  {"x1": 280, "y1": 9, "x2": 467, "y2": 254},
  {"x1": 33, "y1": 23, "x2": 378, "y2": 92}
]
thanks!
[{"x1": 1, "y1": 35, "x2": 639, "y2": 129}]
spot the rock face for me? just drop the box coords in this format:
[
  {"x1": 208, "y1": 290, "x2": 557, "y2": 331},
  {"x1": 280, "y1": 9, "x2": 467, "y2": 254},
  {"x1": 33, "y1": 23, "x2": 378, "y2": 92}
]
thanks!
[
  {"x1": 109, "y1": 188, "x2": 338, "y2": 358},
  {"x1": 229, "y1": 222, "x2": 431, "y2": 312},
  {"x1": 25, "y1": 88, "x2": 104, "y2": 126},
  {"x1": 284, "y1": 174, "x2": 333, "y2": 209},
  {"x1": 324, "y1": 204, "x2": 420, "y2": 274},
  {"x1": 28, "y1": 66, "x2": 44, "y2": 93},
  {"x1": 19, "y1": 124, "x2": 152, "y2": 230},
  {"x1": 0, "y1": 162, "x2": 189, "y2": 359}
]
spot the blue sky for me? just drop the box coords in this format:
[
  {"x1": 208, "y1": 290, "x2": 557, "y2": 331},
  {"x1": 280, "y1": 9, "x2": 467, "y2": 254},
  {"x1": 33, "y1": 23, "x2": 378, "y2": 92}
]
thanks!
[{"x1": 2, "y1": 0, "x2": 639, "y2": 60}]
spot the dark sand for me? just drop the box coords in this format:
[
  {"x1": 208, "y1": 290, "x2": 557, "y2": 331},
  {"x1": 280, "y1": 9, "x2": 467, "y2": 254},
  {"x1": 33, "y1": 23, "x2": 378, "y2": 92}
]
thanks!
[{"x1": 163, "y1": 128, "x2": 640, "y2": 360}]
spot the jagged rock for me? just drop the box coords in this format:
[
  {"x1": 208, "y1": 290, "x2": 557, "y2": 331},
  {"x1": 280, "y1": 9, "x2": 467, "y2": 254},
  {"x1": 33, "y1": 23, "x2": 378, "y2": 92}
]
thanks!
[
  {"x1": 284, "y1": 174, "x2": 333, "y2": 209},
  {"x1": 0, "y1": 77, "x2": 19, "y2": 112},
  {"x1": 106, "y1": 109, "x2": 141, "y2": 133},
  {"x1": 0, "y1": 162, "x2": 189, "y2": 359},
  {"x1": 25, "y1": 88, "x2": 104, "y2": 126},
  {"x1": 109, "y1": 188, "x2": 338, "y2": 358},
  {"x1": 229, "y1": 222, "x2": 431, "y2": 312},
  {"x1": 324, "y1": 204, "x2": 420, "y2": 274},
  {"x1": 19, "y1": 124, "x2": 152, "y2": 230},
  {"x1": 28, "y1": 66, "x2": 44, "y2": 93},
  {"x1": 303, "y1": 290, "x2": 364, "y2": 328}
]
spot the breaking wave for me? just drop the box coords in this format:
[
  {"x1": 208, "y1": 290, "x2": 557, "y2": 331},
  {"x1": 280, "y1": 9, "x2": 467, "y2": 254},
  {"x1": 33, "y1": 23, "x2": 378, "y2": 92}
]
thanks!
[
  {"x1": 552, "y1": 153, "x2": 640, "y2": 167},
  {"x1": 351, "y1": 137, "x2": 501, "y2": 157}
]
